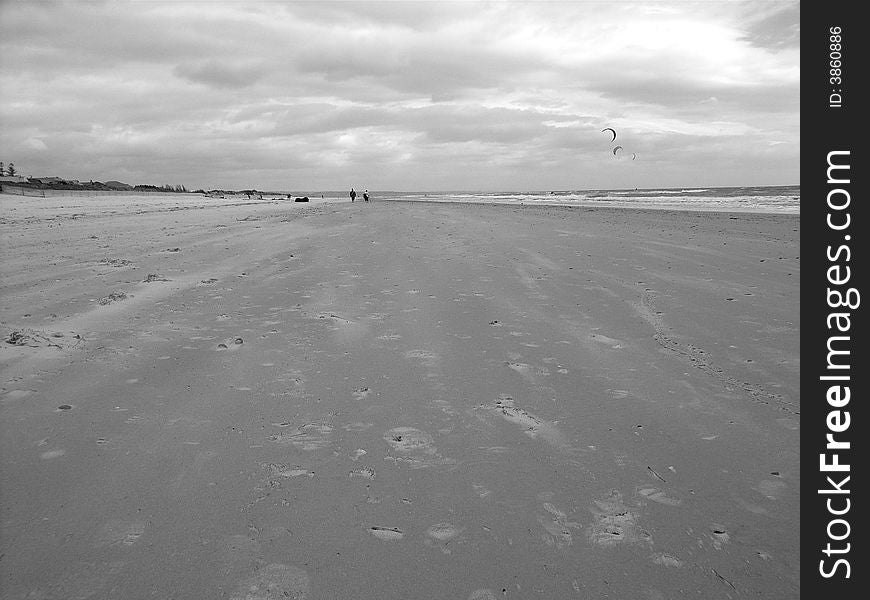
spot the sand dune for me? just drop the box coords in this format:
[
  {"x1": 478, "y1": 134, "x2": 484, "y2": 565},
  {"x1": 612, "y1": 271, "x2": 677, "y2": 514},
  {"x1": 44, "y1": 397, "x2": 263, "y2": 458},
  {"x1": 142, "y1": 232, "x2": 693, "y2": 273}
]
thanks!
[{"x1": 0, "y1": 193, "x2": 799, "y2": 598}]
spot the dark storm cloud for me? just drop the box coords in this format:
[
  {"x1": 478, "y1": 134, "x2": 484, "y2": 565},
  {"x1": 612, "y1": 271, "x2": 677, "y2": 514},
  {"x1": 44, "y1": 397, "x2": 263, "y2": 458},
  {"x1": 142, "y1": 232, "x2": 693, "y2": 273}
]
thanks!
[
  {"x1": 592, "y1": 74, "x2": 800, "y2": 114},
  {"x1": 0, "y1": 2, "x2": 214, "y2": 71},
  {"x1": 174, "y1": 61, "x2": 268, "y2": 89},
  {"x1": 282, "y1": 1, "x2": 484, "y2": 32},
  {"x1": 740, "y1": 2, "x2": 800, "y2": 49}
]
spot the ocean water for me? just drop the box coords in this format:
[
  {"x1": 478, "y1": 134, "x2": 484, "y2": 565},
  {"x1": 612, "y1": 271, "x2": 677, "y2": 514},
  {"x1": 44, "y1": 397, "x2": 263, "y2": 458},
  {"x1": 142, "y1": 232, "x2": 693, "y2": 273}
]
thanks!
[
  {"x1": 1, "y1": 185, "x2": 799, "y2": 215},
  {"x1": 372, "y1": 185, "x2": 800, "y2": 214}
]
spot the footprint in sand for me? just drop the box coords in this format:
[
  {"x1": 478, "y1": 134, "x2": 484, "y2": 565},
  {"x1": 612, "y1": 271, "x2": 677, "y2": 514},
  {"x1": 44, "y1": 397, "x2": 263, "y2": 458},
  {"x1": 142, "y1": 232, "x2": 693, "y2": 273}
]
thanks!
[
  {"x1": 404, "y1": 349, "x2": 440, "y2": 368},
  {"x1": 754, "y1": 479, "x2": 787, "y2": 500},
  {"x1": 377, "y1": 333, "x2": 402, "y2": 340},
  {"x1": 504, "y1": 360, "x2": 530, "y2": 375},
  {"x1": 483, "y1": 395, "x2": 568, "y2": 449},
  {"x1": 40, "y1": 449, "x2": 66, "y2": 460},
  {"x1": 217, "y1": 337, "x2": 244, "y2": 350},
  {"x1": 369, "y1": 526, "x2": 404, "y2": 541},
  {"x1": 385, "y1": 427, "x2": 437, "y2": 454},
  {"x1": 231, "y1": 563, "x2": 310, "y2": 600},
  {"x1": 425, "y1": 522, "x2": 464, "y2": 554},
  {"x1": 537, "y1": 502, "x2": 580, "y2": 549},
  {"x1": 473, "y1": 483, "x2": 493, "y2": 499},
  {"x1": 262, "y1": 463, "x2": 315, "y2": 482},
  {"x1": 2, "y1": 389, "x2": 37, "y2": 402},
  {"x1": 352, "y1": 387, "x2": 370, "y2": 400},
  {"x1": 95, "y1": 519, "x2": 146, "y2": 547},
  {"x1": 710, "y1": 524, "x2": 730, "y2": 549},
  {"x1": 98, "y1": 291, "x2": 129, "y2": 305},
  {"x1": 349, "y1": 466, "x2": 376, "y2": 480},
  {"x1": 505, "y1": 356, "x2": 552, "y2": 382},
  {"x1": 651, "y1": 552, "x2": 684, "y2": 568},
  {"x1": 272, "y1": 423, "x2": 333, "y2": 451},
  {"x1": 343, "y1": 422, "x2": 373, "y2": 432},
  {"x1": 636, "y1": 486, "x2": 682, "y2": 507},
  {"x1": 587, "y1": 490, "x2": 652, "y2": 548},
  {"x1": 384, "y1": 427, "x2": 453, "y2": 469},
  {"x1": 589, "y1": 332, "x2": 623, "y2": 349},
  {"x1": 98, "y1": 257, "x2": 132, "y2": 267}
]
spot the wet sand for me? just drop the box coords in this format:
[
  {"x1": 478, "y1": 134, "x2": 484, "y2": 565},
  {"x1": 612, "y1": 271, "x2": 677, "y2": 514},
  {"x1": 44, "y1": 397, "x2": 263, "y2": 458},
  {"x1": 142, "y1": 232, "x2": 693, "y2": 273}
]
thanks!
[{"x1": 0, "y1": 194, "x2": 800, "y2": 598}]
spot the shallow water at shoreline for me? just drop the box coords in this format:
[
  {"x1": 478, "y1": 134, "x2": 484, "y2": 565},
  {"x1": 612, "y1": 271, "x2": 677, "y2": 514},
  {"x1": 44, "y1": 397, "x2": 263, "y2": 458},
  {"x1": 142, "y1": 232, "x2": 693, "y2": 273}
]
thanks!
[
  {"x1": 385, "y1": 185, "x2": 800, "y2": 214},
  {"x1": 2, "y1": 184, "x2": 799, "y2": 216}
]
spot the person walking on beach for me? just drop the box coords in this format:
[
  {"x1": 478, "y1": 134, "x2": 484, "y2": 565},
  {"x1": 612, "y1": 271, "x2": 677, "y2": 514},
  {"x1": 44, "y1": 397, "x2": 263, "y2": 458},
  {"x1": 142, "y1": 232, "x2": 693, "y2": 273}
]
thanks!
[
  {"x1": 363, "y1": 189, "x2": 369, "y2": 202},
  {"x1": 349, "y1": 188, "x2": 356, "y2": 202}
]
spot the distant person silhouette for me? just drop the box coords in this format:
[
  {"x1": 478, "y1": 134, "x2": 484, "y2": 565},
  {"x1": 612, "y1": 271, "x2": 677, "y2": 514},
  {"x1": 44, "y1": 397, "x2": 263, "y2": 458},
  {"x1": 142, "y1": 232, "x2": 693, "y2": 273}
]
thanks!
[
  {"x1": 349, "y1": 188, "x2": 356, "y2": 202},
  {"x1": 363, "y1": 190, "x2": 369, "y2": 202}
]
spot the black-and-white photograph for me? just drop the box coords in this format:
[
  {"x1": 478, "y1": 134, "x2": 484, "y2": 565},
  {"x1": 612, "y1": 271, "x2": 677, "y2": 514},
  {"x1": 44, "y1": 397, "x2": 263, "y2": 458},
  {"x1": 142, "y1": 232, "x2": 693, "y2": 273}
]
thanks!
[{"x1": 1, "y1": 2, "x2": 803, "y2": 598}]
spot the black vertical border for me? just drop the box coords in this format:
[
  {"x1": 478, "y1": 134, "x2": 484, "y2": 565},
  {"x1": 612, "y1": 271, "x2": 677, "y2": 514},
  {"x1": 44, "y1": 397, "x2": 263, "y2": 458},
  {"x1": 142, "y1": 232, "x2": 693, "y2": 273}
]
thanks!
[{"x1": 803, "y1": 2, "x2": 864, "y2": 596}]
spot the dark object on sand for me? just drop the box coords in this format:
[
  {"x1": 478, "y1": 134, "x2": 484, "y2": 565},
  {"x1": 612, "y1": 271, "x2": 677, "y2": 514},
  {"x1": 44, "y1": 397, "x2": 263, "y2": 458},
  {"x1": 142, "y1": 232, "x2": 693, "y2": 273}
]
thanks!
[
  {"x1": 294, "y1": 197, "x2": 309, "y2": 202},
  {"x1": 5, "y1": 330, "x2": 30, "y2": 345}
]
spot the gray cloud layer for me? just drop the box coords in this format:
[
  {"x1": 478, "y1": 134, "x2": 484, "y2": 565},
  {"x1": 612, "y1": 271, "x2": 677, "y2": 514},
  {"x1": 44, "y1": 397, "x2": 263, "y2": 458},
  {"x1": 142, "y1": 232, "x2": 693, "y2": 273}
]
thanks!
[{"x1": 0, "y1": 1, "x2": 799, "y2": 190}]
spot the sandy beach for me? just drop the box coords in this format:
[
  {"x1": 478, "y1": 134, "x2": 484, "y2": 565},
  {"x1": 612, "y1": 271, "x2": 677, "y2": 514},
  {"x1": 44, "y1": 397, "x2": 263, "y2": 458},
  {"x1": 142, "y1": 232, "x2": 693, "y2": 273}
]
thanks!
[{"x1": 0, "y1": 194, "x2": 799, "y2": 598}]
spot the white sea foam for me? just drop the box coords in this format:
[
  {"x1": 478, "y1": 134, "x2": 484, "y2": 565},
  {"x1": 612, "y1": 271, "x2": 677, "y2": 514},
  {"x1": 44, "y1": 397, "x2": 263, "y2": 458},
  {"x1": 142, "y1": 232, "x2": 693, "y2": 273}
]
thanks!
[{"x1": 387, "y1": 186, "x2": 799, "y2": 214}]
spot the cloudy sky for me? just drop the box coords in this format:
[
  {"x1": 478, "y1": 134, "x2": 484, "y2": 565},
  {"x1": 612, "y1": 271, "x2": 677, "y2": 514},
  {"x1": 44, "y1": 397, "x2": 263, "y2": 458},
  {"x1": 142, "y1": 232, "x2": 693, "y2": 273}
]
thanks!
[{"x1": 0, "y1": 1, "x2": 799, "y2": 191}]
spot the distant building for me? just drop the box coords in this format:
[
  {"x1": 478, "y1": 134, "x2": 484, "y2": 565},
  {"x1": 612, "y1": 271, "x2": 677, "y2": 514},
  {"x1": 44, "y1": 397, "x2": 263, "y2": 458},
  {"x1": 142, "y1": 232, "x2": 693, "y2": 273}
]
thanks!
[{"x1": 0, "y1": 176, "x2": 29, "y2": 184}]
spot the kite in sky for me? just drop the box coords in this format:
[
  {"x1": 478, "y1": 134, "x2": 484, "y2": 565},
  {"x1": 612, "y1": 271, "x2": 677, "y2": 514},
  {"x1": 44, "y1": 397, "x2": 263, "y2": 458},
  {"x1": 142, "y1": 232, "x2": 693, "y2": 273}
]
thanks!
[{"x1": 600, "y1": 127, "x2": 637, "y2": 160}]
